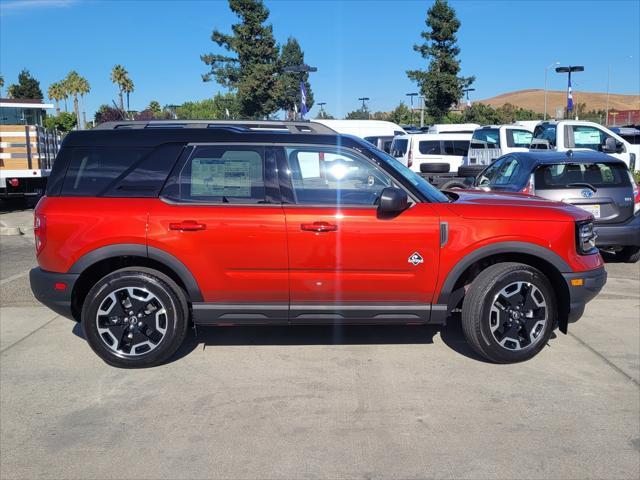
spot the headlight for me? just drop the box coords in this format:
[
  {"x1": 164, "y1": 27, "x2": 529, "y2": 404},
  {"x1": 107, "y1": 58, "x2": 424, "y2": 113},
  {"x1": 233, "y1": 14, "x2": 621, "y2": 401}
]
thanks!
[{"x1": 576, "y1": 221, "x2": 597, "y2": 255}]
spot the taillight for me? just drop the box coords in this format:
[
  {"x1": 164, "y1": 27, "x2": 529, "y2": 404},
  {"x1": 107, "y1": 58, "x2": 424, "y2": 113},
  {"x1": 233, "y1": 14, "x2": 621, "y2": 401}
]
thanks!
[
  {"x1": 521, "y1": 173, "x2": 535, "y2": 195},
  {"x1": 8, "y1": 178, "x2": 19, "y2": 188},
  {"x1": 34, "y1": 214, "x2": 46, "y2": 255},
  {"x1": 408, "y1": 145, "x2": 413, "y2": 168},
  {"x1": 628, "y1": 171, "x2": 639, "y2": 215}
]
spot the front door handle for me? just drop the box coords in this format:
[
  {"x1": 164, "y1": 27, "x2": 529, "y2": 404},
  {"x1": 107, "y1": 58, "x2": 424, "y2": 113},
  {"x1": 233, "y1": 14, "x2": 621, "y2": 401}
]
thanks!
[
  {"x1": 169, "y1": 220, "x2": 207, "y2": 231},
  {"x1": 300, "y1": 221, "x2": 338, "y2": 232}
]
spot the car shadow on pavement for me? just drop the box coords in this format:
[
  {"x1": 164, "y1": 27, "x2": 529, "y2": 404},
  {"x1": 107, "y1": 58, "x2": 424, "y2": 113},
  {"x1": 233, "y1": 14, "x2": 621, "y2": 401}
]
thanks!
[{"x1": 72, "y1": 317, "x2": 491, "y2": 365}]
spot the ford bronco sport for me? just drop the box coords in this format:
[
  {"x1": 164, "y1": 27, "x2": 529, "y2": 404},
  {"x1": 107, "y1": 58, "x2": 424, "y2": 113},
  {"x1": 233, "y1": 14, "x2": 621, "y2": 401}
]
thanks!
[{"x1": 30, "y1": 120, "x2": 606, "y2": 368}]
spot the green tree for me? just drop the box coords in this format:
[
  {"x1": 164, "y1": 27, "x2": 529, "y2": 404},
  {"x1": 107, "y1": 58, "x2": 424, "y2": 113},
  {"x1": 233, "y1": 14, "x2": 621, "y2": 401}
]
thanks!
[
  {"x1": 47, "y1": 81, "x2": 65, "y2": 114},
  {"x1": 407, "y1": 0, "x2": 474, "y2": 122},
  {"x1": 64, "y1": 71, "x2": 90, "y2": 129},
  {"x1": 110, "y1": 64, "x2": 131, "y2": 112},
  {"x1": 44, "y1": 111, "x2": 77, "y2": 133},
  {"x1": 176, "y1": 92, "x2": 241, "y2": 120},
  {"x1": 315, "y1": 109, "x2": 334, "y2": 120},
  {"x1": 345, "y1": 107, "x2": 370, "y2": 120},
  {"x1": 460, "y1": 103, "x2": 503, "y2": 124},
  {"x1": 123, "y1": 77, "x2": 134, "y2": 111},
  {"x1": 7, "y1": 69, "x2": 43, "y2": 99},
  {"x1": 94, "y1": 104, "x2": 124, "y2": 124},
  {"x1": 276, "y1": 37, "x2": 314, "y2": 119},
  {"x1": 388, "y1": 102, "x2": 414, "y2": 125},
  {"x1": 201, "y1": 0, "x2": 279, "y2": 119},
  {"x1": 148, "y1": 100, "x2": 162, "y2": 115}
]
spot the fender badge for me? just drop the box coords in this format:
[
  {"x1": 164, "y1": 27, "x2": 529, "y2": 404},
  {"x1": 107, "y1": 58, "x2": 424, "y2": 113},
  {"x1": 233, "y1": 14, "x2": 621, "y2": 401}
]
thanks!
[{"x1": 408, "y1": 252, "x2": 424, "y2": 266}]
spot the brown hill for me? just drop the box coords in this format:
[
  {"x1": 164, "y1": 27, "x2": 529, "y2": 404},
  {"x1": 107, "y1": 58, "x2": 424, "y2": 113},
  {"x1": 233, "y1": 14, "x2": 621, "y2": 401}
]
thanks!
[{"x1": 479, "y1": 89, "x2": 639, "y2": 113}]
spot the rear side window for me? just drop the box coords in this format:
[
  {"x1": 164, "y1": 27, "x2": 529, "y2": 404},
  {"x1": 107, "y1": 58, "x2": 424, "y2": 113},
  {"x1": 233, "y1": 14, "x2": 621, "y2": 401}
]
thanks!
[
  {"x1": 506, "y1": 129, "x2": 533, "y2": 148},
  {"x1": 162, "y1": 145, "x2": 267, "y2": 204},
  {"x1": 61, "y1": 147, "x2": 151, "y2": 196},
  {"x1": 390, "y1": 138, "x2": 408, "y2": 157},
  {"x1": 471, "y1": 128, "x2": 500, "y2": 147},
  {"x1": 534, "y1": 162, "x2": 632, "y2": 189},
  {"x1": 443, "y1": 140, "x2": 469, "y2": 156},
  {"x1": 418, "y1": 141, "x2": 441, "y2": 155},
  {"x1": 533, "y1": 124, "x2": 557, "y2": 147}
]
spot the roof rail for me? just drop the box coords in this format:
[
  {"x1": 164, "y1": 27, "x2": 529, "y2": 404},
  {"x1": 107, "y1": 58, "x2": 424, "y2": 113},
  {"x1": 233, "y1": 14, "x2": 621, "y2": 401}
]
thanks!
[{"x1": 94, "y1": 120, "x2": 336, "y2": 134}]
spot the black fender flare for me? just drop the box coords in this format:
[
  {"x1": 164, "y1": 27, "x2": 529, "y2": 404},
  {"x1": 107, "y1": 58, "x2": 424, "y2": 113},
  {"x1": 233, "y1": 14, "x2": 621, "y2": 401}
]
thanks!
[
  {"x1": 68, "y1": 243, "x2": 203, "y2": 302},
  {"x1": 436, "y1": 241, "x2": 571, "y2": 308}
]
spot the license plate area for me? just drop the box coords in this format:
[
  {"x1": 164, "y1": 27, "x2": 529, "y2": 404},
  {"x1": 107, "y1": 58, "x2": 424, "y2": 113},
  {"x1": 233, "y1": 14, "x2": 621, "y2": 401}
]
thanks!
[{"x1": 577, "y1": 204, "x2": 601, "y2": 218}]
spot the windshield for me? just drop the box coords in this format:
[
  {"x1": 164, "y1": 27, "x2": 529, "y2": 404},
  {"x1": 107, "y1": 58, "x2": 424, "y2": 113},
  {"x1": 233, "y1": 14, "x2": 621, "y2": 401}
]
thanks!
[
  {"x1": 534, "y1": 162, "x2": 631, "y2": 189},
  {"x1": 371, "y1": 148, "x2": 450, "y2": 203}
]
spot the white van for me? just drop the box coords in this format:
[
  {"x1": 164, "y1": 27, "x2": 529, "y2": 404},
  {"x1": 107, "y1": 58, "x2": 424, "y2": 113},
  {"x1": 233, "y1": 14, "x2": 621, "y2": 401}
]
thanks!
[
  {"x1": 312, "y1": 119, "x2": 406, "y2": 153},
  {"x1": 466, "y1": 124, "x2": 534, "y2": 166},
  {"x1": 531, "y1": 120, "x2": 638, "y2": 171},
  {"x1": 389, "y1": 132, "x2": 472, "y2": 173}
]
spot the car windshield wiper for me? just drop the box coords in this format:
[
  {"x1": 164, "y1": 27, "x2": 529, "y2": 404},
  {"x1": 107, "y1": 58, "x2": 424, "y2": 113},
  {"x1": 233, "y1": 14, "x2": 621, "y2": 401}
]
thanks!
[{"x1": 567, "y1": 182, "x2": 597, "y2": 192}]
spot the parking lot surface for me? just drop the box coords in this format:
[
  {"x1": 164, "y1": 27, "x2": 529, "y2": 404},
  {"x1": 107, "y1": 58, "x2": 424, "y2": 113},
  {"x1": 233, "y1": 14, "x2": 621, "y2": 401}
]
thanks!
[{"x1": 1, "y1": 208, "x2": 639, "y2": 479}]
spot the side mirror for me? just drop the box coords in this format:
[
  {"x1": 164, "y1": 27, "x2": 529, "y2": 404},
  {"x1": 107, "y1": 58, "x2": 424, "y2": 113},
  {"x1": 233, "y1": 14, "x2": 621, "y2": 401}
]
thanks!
[
  {"x1": 603, "y1": 137, "x2": 617, "y2": 153},
  {"x1": 378, "y1": 187, "x2": 408, "y2": 214}
]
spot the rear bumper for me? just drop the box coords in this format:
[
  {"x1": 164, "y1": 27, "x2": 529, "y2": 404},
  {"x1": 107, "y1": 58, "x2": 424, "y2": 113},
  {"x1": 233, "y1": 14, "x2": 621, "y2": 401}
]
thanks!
[
  {"x1": 595, "y1": 214, "x2": 640, "y2": 247},
  {"x1": 562, "y1": 267, "x2": 607, "y2": 324},
  {"x1": 29, "y1": 268, "x2": 79, "y2": 321}
]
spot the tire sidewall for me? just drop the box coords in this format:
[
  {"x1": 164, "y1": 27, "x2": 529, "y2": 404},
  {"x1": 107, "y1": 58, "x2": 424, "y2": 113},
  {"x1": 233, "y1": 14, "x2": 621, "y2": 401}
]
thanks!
[
  {"x1": 82, "y1": 271, "x2": 185, "y2": 368},
  {"x1": 477, "y1": 268, "x2": 556, "y2": 363}
]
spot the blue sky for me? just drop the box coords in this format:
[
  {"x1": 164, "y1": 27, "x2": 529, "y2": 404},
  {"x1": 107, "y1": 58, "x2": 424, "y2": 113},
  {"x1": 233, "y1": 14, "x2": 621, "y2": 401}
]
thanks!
[{"x1": 1, "y1": 0, "x2": 639, "y2": 119}]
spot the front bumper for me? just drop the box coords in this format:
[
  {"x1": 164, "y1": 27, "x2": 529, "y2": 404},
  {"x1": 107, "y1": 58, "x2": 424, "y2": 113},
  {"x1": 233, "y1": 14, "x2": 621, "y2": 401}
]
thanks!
[
  {"x1": 595, "y1": 214, "x2": 640, "y2": 248},
  {"x1": 562, "y1": 267, "x2": 607, "y2": 324},
  {"x1": 29, "y1": 268, "x2": 79, "y2": 321}
]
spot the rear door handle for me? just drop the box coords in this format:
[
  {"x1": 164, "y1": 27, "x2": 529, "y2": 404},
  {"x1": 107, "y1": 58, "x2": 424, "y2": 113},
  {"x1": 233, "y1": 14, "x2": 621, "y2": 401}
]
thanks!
[
  {"x1": 300, "y1": 221, "x2": 338, "y2": 232},
  {"x1": 169, "y1": 220, "x2": 206, "y2": 231}
]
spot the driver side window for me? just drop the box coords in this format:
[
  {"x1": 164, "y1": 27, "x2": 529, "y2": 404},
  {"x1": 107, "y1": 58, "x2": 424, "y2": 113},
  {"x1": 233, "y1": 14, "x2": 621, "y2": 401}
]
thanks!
[{"x1": 285, "y1": 146, "x2": 392, "y2": 205}]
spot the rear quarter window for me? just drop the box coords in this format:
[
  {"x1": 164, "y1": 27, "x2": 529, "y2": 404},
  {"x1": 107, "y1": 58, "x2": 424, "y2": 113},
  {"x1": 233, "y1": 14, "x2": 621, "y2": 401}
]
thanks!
[
  {"x1": 534, "y1": 162, "x2": 631, "y2": 189},
  {"x1": 418, "y1": 141, "x2": 441, "y2": 155},
  {"x1": 390, "y1": 138, "x2": 408, "y2": 157}
]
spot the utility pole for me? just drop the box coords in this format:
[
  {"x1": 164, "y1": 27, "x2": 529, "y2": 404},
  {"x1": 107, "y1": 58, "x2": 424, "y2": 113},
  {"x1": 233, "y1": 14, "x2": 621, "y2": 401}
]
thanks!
[
  {"x1": 462, "y1": 88, "x2": 475, "y2": 108},
  {"x1": 544, "y1": 61, "x2": 559, "y2": 120},
  {"x1": 419, "y1": 96, "x2": 425, "y2": 128},
  {"x1": 318, "y1": 102, "x2": 326, "y2": 118}
]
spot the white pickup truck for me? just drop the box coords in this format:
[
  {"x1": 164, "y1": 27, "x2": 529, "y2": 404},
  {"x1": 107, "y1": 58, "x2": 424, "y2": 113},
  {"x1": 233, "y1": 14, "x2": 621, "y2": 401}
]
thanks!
[
  {"x1": 465, "y1": 124, "x2": 534, "y2": 166},
  {"x1": 530, "y1": 120, "x2": 638, "y2": 172}
]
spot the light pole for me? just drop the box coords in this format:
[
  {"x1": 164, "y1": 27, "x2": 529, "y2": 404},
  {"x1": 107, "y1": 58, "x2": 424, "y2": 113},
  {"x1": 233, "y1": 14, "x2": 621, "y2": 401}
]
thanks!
[
  {"x1": 406, "y1": 92, "x2": 418, "y2": 125},
  {"x1": 318, "y1": 102, "x2": 326, "y2": 118},
  {"x1": 555, "y1": 65, "x2": 584, "y2": 119},
  {"x1": 358, "y1": 97, "x2": 370, "y2": 119},
  {"x1": 283, "y1": 64, "x2": 318, "y2": 120},
  {"x1": 544, "y1": 61, "x2": 559, "y2": 120},
  {"x1": 462, "y1": 88, "x2": 475, "y2": 108}
]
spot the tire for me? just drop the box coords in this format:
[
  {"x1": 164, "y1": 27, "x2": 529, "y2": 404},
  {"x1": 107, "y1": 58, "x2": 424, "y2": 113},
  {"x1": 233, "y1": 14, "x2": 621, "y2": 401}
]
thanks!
[
  {"x1": 457, "y1": 165, "x2": 485, "y2": 178},
  {"x1": 420, "y1": 162, "x2": 450, "y2": 173},
  {"x1": 439, "y1": 179, "x2": 468, "y2": 190},
  {"x1": 81, "y1": 267, "x2": 189, "y2": 368},
  {"x1": 461, "y1": 262, "x2": 556, "y2": 363},
  {"x1": 618, "y1": 246, "x2": 640, "y2": 263}
]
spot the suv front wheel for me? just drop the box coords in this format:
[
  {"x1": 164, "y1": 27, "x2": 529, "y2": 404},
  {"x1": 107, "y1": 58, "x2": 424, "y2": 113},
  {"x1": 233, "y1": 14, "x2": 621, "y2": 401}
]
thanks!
[
  {"x1": 461, "y1": 262, "x2": 556, "y2": 363},
  {"x1": 81, "y1": 267, "x2": 189, "y2": 368}
]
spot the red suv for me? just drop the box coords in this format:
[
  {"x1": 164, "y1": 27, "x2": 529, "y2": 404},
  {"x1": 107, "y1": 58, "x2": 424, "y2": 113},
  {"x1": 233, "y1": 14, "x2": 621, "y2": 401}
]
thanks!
[{"x1": 30, "y1": 120, "x2": 606, "y2": 368}]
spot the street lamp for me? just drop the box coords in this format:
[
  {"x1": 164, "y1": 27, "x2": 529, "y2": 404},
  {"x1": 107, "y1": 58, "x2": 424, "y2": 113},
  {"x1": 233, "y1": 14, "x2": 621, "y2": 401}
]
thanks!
[
  {"x1": 555, "y1": 65, "x2": 584, "y2": 119},
  {"x1": 462, "y1": 88, "x2": 475, "y2": 108},
  {"x1": 544, "y1": 61, "x2": 560, "y2": 120},
  {"x1": 318, "y1": 102, "x2": 327, "y2": 118},
  {"x1": 406, "y1": 92, "x2": 418, "y2": 125},
  {"x1": 358, "y1": 97, "x2": 370, "y2": 118},
  {"x1": 282, "y1": 64, "x2": 318, "y2": 120}
]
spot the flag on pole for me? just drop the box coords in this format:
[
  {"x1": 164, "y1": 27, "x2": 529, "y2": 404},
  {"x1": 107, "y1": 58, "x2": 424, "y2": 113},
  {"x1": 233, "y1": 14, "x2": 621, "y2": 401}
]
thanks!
[
  {"x1": 567, "y1": 75, "x2": 573, "y2": 112},
  {"x1": 300, "y1": 82, "x2": 308, "y2": 118}
]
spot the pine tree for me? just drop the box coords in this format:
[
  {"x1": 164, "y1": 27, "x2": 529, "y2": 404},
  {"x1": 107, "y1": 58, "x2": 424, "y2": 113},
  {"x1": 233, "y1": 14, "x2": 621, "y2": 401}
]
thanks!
[
  {"x1": 276, "y1": 37, "x2": 314, "y2": 119},
  {"x1": 407, "y1": 0, "x2": 474, "y2": 121},
  {"x1": 7, "y1": 69, "x2": 43, "y2": 99},
  {"x1": 201, "y1": 0, "x2": 279, "y2": 119}
]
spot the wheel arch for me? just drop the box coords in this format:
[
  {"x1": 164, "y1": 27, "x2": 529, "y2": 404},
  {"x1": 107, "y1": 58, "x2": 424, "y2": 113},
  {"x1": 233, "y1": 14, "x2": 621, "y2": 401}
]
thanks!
[
  {"x1": 434, "y1": 241, "x2": 571, "y2": 331},
  {"x1": 68, "y1": 244, "x2": 203, "y2": 321}
]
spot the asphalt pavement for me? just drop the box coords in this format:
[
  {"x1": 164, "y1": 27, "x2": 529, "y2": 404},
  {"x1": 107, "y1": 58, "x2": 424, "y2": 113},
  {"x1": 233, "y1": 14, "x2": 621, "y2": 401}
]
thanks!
[{"x1": 1, "y1": 208, "x2": 639, "y2": 480}]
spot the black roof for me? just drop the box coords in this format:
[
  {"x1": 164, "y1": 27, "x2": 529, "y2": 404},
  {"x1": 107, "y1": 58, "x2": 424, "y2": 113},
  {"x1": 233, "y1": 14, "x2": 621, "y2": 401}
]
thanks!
[
  {"x1": 509, "y1": 150, "x2": 626, "y2": 165},
  {"x1": 62, "y1": 120, "x2": 361, "y2": 148}
]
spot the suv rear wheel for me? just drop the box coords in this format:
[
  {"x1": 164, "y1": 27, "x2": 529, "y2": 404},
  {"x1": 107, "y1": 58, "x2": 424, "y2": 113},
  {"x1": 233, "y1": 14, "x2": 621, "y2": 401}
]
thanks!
[
  {"x1": 461, "y1": 262, "x2": 556, "y2": 363},
  {"x1": 81, "y1": 267, "x2": 189, "y2": 368}
]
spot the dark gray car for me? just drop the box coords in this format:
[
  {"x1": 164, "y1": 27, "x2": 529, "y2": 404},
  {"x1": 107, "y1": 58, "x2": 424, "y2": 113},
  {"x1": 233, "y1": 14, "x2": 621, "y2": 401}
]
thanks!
[{"x1": 474, "y1": 150, "x2": 640, "y2": 262}]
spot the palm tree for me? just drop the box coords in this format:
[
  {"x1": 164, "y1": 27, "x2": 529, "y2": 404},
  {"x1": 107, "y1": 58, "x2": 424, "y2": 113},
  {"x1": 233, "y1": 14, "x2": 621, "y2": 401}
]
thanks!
[
  {"x1": 122, "y1": 77, "x2": 134, "y2": 113},
  {"x1": 64, "y1": 71, "x2": 90, "y2": 129},
  {"x1": 110, "y1": 64, "x2": 130, "y2": 112},
  {"x1": 47, "y1": 82, "x2": 64, "y2": 114}
]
